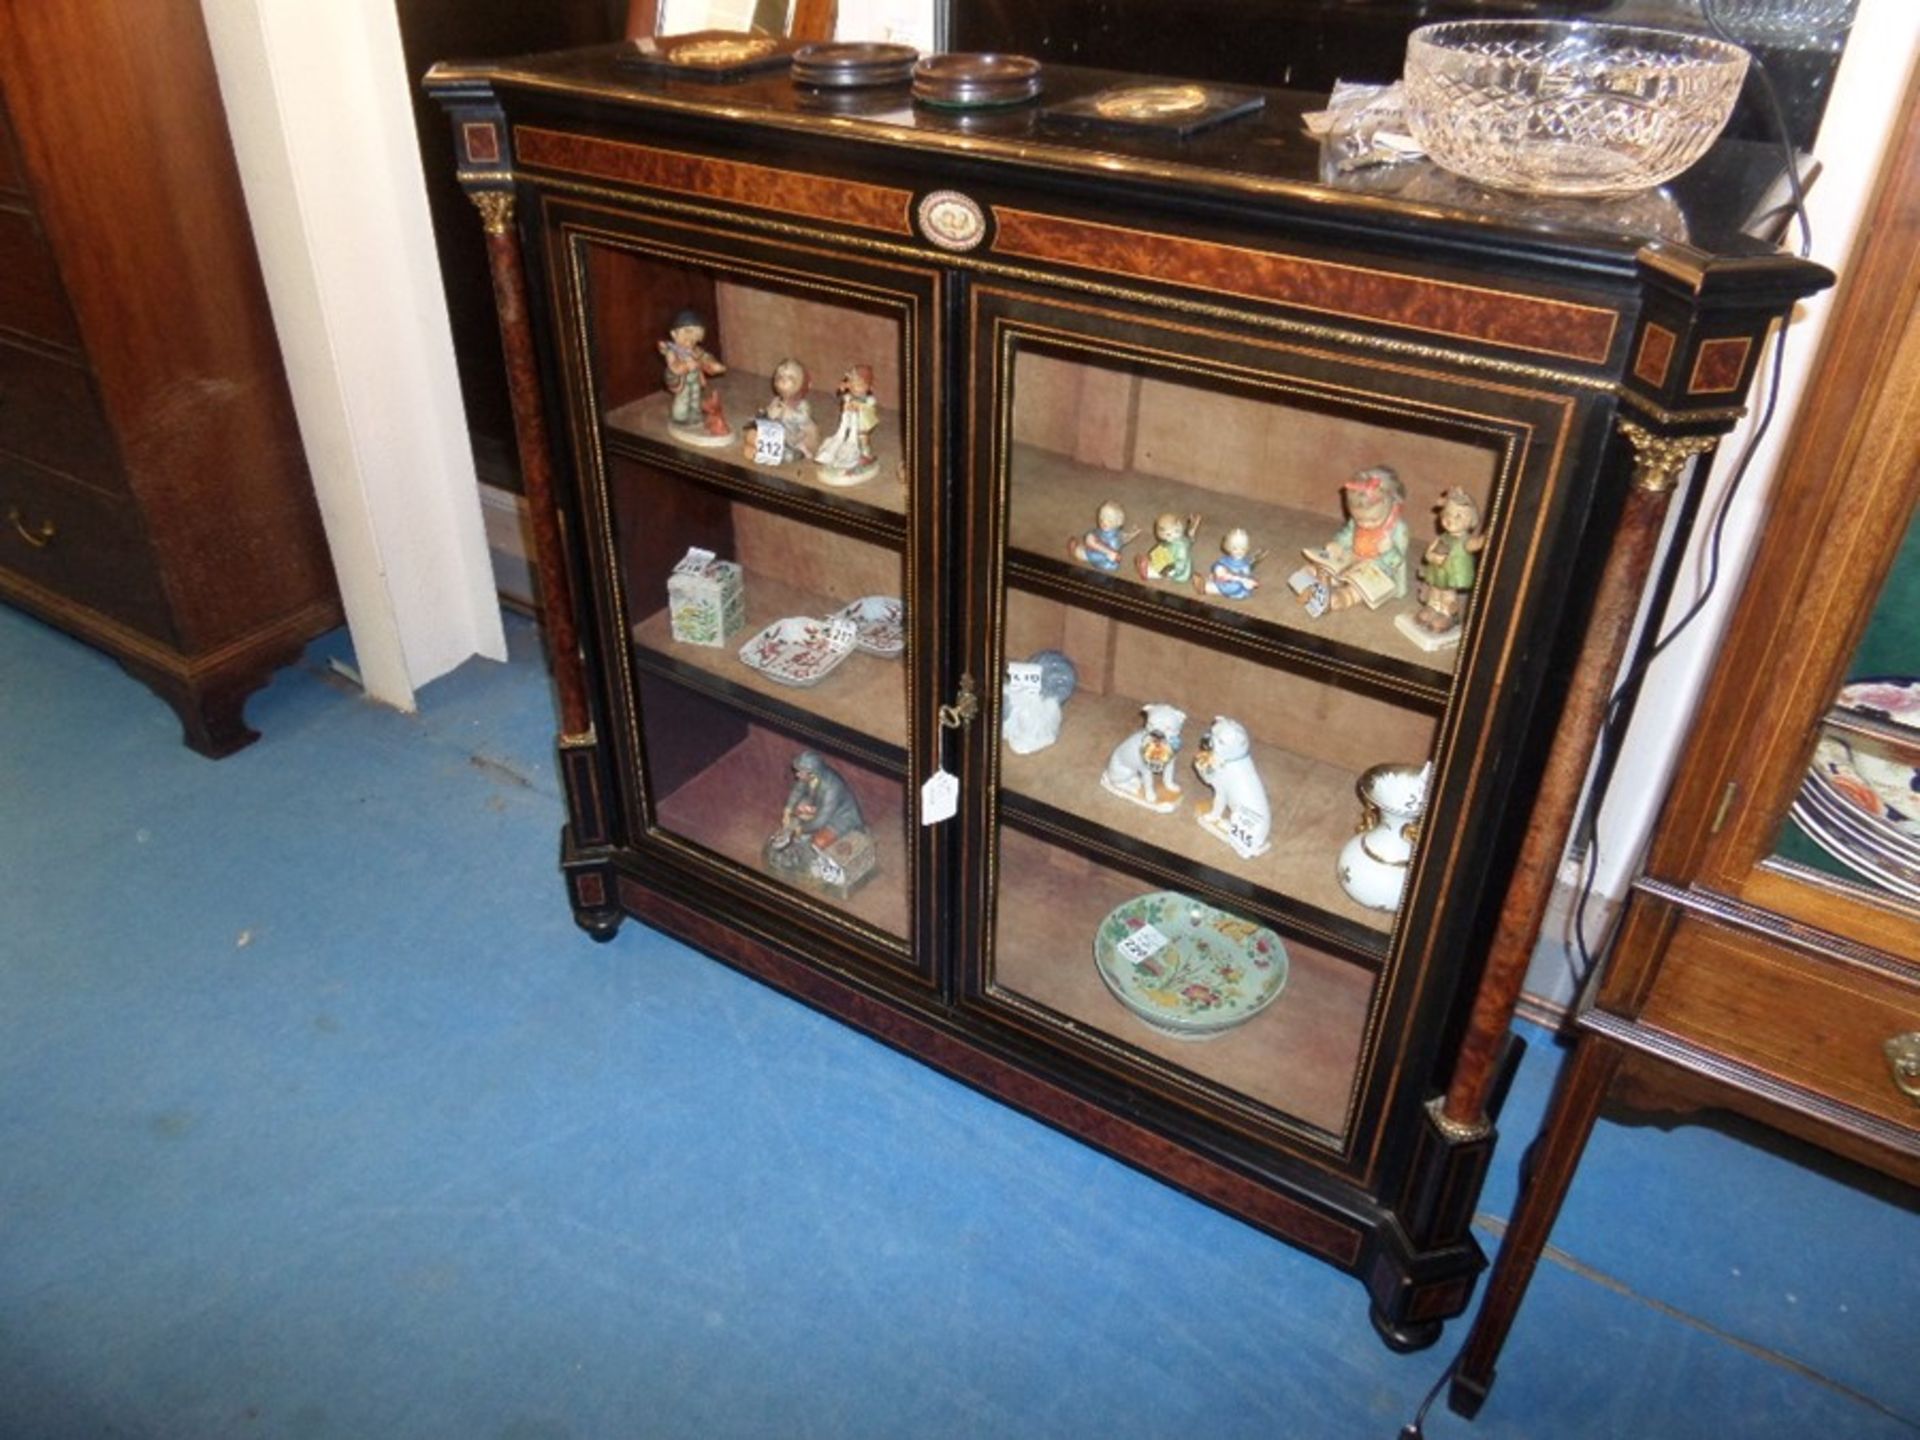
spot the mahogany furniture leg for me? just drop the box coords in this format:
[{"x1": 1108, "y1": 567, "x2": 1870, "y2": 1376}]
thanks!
[{"x1": 1450, "y1": 1035, "x2": 1623, "y2": 1415}]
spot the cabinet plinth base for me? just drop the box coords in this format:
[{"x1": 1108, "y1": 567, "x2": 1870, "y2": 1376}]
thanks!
[
  {"x1": 1369, "y1": 1305, "x2": 1444, "y2": 1354},
  {"x1": 562, "y1": 826, "x2": 621, "y2": 941}
]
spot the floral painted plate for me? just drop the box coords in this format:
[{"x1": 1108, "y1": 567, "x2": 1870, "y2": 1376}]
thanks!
[
  {"x1": 737, "y1": 616, "x2": 857, "y2": 687},
  {"x1": 1093, "y1": 892, "x2": 1288, "y2": 1040},
  {"x1": 831, "y1": 595, "x2": 906, "y2": 657},
  {"x1": 1809, "y1": 733, "x2": 1920, "y2": 844},
  {"x1": 1837, "y1": 677, "x2": 1920, "y2": 733}
]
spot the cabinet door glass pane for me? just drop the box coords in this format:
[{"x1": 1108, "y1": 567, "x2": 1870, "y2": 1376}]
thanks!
[
  {"x1": 982, "y1": 331, "x2": 1490, "y2": 1143},
  {"x1": 584, "y1": 237, "x2": 918, "y2": 950},
  {"x1": 1773, "y1": 502, "x2": 1920, "y2": 908}
]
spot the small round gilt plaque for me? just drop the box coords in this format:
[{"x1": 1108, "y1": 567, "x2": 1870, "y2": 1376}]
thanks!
[{"x1": 917, "y1": 190, "x2": 987, "y2": 252}]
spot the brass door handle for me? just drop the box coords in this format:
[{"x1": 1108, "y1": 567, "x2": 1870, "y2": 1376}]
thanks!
[
  {"x1": 7, "y1": 505, "x2": 56, "y2": 549},
  {"x1": 938, "y1": 673, "x2": 979, "y2": 730},
  {"x1": 1886, "y1": 1033, "x2": 1920, "y2": 1103}
]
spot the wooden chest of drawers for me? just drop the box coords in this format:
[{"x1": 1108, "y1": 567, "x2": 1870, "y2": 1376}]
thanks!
[{"x1": 0, "y1": 0, "x2": 338, "y2": 756}]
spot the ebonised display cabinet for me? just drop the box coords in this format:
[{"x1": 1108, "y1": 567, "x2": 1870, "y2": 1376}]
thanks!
[{"x1": 427, "y1": 46, "x2": 1827, "y2": 1346}]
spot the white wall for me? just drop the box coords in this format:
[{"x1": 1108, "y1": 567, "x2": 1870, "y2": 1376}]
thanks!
[
  {"x1": 1584, "y1": 0, "x2": 1920, "y2": 906},
  {"x1": 199, "y1": 0, "x2": 506, "y2": 713}
]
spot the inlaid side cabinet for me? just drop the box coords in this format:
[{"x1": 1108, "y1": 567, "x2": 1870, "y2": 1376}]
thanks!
[
  {"x1": 427, "y1": 49, "x2": 1828, "y2": 1344},
  {"x1": 1453, "y1": 75, "x2": 1920, "y2": 1413}
]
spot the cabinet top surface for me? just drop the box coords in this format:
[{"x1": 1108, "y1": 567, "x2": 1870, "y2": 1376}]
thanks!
[{"x1": 429, "y1": 43, "x2": 1821, "y2": 276}]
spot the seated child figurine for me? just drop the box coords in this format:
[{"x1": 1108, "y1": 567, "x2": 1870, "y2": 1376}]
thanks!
[
  {"x1": 1135, "y1": 511, "x2": 1203, "y2": 583},
  {"x1": 1291, "y1": 465, "x2": 1409, "y2": 615},
  {"x1": 745, "y1": 357, "x2": 819, "y2": 462},
  {"x1": 1194, "y1": 527, "x2": 1265, "y2": 600},
  {"x1": 1067, "y1": 501, "x2": 1139, "y2": 573}
]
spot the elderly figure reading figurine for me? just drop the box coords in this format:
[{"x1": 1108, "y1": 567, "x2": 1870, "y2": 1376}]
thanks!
[{"x1": 766, "y1": 750, "x2": 877, "y2": 897}]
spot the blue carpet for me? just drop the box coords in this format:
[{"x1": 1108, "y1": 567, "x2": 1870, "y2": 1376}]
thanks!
[{"x1": 2, "y1": 605, "x2": 1914, "y2": 1439}]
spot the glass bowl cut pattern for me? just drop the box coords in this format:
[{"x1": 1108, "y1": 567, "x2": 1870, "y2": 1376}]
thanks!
[{"x1": 1403, "y1": 21, "x2": 1750, "y2": 197}]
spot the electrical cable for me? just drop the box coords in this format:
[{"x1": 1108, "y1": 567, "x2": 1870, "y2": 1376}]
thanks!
[
  {"x1": 1397, "y1": 3, "x2": 1817, "y2": 1428},
  {"x1": 1565, "y1": 0, "x2": 1817, "y2": 987},
  {"x1": 1396, "y1": 1353, "x2": 1458, "y2": 1440}
]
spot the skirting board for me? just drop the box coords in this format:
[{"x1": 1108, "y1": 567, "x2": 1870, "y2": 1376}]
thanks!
[
  {"x1": 480, "y1": 482, "x2": 538, "y2": 611},
  {"x1": 1517, "y1": 877, "x2": 1621, "y2": 1030}
]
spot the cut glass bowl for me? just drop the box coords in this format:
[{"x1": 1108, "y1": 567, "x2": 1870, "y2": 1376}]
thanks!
[{"x1": 1404, "y1": 21, "x2": 1750, "y2": 197}]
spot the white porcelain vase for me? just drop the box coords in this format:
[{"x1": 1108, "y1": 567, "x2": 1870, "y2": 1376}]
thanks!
[{"x1": 1337, "y1": 761, "x2": 1433, "y2": 913}]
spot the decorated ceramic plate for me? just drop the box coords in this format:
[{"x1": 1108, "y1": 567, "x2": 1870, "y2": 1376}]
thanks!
[
  {"x1": 1796, "y1": 773, "x2": 1920, "y2": 877},
  {"x1": 1837, "y1": 677, "x2": 1920, "y2": 733},
  {"x1": 1809, "y1": 733, "x2": 1920, "y2": 844},
  {"x1": 737, "y1": 616, "x2": 857, "y2": 687},
  {"x1": 1093, "y1": 893, "x2": 1288, "y2": 1040},
  {"x1": 831, "y1": 595, "x2": 906, "y2": 657},
  {"x1": 1789, "y1": 789, "x2": 1920, "y2": 903}
]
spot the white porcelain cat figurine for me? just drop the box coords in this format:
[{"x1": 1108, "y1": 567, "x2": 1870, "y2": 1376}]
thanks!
[{"x1": 1002, "y1": 649, "x2": 1078, "y2": 756}]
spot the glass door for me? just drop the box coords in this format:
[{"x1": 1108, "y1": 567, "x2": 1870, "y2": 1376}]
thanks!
[
  {"x1": 959, "y1": 284, "x2": 1545, "y2": 1156},
  {"x1": 556, "y1": 209, "x2": 945, "y2": 983},
  {"x1": 1769, "y1": 500, "x2": 1920, "y2": 913}
]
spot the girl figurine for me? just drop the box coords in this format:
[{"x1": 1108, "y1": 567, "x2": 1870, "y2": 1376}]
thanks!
[
  {"x1": 1068, "y1": 501, "x2": 1139, "y2": 572},
  {"x1": 1194, "y1": 527, "x2": 1266, "y2": 600},
  {"x1": 813, "y1": 364, "x2": 881, "y2": 485},
  {"x1": 1135, "y1": 511, "x2": 1204, "y2": 583},
  {"x1": 658, "y1": 309, "x2": 731, "y2": 446},
  {"x1": 746, "y1": 357, "x2": 819, "y2": 462},
  {"x1": 1400, "y1": 487, "x2": 1485, "y2": 646}
]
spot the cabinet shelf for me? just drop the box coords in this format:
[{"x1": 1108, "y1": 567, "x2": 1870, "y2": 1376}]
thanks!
[
  {"x1": 1008, "y1": 442, "x2": 1456, "y2": 706},
  {"x1": 629, "y1": 569, "x2": 909, "y2": 775},
  {"x1": 998, "y1": 684, "x2": 1398, "y2": 952},
  {"x1": 605, "y1": 367, "x2": 908, "y2": 537},
  {"x1": 650, "y1": 723, "x2": 911, "y2": 946},
  {"x1": 994, "y1": 827, "x2": 1371, "y2": 1141}
]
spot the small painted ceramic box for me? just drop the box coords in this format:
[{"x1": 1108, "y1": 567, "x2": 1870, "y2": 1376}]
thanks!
[{"x1": 667, "y1": 547, "x2": 746, "y2": 647}]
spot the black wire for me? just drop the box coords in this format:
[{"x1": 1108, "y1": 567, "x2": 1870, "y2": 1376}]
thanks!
[
  {"x1": 1563, "y1": 0, "x2": 1817, "y2": 987},
  {"x1": 1702, "y1": 0, "x2": 1816, "y2": 260},
  {"x1": 1569, "y1": 316, "x2": 1791, "y2": 983},
  {"x1": 1402, "y1": 12, "x2": 1822, "y2": 1431},
  {"x1": 1397, "y1": 1352, "x2": 1459, "y2": 1440}
]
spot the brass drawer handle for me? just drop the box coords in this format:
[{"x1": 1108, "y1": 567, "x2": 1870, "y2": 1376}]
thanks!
[
  {"x1": 7, "y1": 504, "x2": 56, "y2": 549},
  {"x1": 1887, "y1": 1032, "x2": 1920, "y2": 1103}
]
